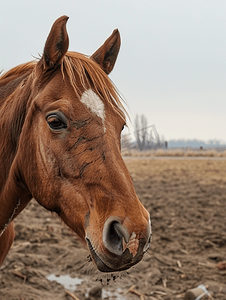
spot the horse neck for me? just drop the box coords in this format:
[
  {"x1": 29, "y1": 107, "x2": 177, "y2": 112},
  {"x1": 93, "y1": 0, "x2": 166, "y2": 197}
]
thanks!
[{"x1": 0, "y1": 72, "x2": 32, "y2": 226}]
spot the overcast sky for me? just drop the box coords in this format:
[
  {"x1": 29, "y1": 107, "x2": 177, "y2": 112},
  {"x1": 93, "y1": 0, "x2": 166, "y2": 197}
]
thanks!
[{"x1": 1, "y1": 1, "x2": 226, "y2": 141}]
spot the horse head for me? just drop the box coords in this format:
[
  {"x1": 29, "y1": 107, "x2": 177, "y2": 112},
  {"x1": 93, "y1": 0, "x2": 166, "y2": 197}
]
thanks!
[{"x1": 2, "y1": 16, "x2": 151, "y2": 272}]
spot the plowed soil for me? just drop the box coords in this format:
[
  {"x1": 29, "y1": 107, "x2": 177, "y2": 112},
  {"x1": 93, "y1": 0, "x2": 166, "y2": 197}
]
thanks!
[{"x1": 1, "y1": 158, "x2": 226, "y2": 300}]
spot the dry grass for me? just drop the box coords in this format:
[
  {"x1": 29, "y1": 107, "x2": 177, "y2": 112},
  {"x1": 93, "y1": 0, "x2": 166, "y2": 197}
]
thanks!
[{"x1": 122, "y1": 148, "x2": 226, "y2": 157}]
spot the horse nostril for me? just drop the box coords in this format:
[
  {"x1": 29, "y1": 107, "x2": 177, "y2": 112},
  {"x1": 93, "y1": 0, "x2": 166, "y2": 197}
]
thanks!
[
  {"x1": 103, "y1": 217, "x2": 130, "y2": 256},
  {"x1": 108, "y1": 222, "x2": 122, "y2": 252}
]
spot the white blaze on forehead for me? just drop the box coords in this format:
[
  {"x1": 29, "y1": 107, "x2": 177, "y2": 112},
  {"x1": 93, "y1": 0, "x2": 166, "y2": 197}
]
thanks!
[{"x1": 80, "y1": 89, "x2": 105, "y2": 123}]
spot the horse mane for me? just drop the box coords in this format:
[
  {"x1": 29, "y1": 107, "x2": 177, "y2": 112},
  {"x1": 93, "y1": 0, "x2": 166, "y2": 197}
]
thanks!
[{"x1": 0, "y1": 62, "x2": 36, "y2": 81}]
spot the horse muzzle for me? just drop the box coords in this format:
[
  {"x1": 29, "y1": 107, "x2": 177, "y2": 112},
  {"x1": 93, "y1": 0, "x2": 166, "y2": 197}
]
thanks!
[{"x1": 86, "y1": 216, "x2": 152, "y2": 272}]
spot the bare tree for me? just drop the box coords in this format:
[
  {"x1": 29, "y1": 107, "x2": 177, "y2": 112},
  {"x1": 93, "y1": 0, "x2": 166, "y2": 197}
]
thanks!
[{"x1": 134, "y1": 114, "x2": 148, "y2": 151}]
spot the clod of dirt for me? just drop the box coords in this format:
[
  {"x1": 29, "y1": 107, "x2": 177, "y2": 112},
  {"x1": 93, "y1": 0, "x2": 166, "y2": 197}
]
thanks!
[{"x1": 87, "y1": 285, "x2": 102, "y2": 299}]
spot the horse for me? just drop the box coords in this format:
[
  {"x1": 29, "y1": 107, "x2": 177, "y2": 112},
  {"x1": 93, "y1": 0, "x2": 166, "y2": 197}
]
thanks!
[{"x1": 0, "y1": 16, "x2": 151, "y2": 272}]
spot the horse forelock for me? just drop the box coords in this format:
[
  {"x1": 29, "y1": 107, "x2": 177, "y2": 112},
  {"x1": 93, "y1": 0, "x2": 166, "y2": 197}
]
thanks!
[{"x1": 62, "y1": 52, "x2": 127, "y2": 122}]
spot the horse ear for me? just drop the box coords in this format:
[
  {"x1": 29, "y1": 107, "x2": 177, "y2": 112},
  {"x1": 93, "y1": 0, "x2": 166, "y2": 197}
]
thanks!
[
  {"x1": 41, "y1": 16, "x2": 69, "y2": 70},
  {"x1": 91, "y1": 29, "x2": 121, "y2": 75}
]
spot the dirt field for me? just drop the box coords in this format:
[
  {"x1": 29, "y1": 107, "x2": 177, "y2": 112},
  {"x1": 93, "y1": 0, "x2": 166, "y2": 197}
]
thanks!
[{"x1": 1, "y1": 158, "x2": 226, "y2": 300}]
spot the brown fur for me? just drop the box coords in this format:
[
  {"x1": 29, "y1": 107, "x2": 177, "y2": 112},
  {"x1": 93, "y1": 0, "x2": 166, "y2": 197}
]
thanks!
[{"x1": 0, "y1": 16, "x2": 150, "y2": 272}]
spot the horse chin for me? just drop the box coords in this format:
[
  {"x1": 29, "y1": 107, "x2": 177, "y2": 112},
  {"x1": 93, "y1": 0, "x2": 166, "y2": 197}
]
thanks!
[
  {"x1": 86, "y1": 238, "x2": 144, "y2": 273},
  {"x1": 86, "y1": 238, "x2": 117, "y2": 272}
]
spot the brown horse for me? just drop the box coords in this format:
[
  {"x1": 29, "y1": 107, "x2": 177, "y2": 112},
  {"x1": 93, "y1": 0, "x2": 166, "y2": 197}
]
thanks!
[{"x1": 0, "y1": 16, "x2": 151, "y2": 272}]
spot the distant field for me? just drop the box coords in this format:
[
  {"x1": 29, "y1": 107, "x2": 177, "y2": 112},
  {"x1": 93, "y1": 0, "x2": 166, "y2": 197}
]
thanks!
[{"x1": 122, "y1": 148, "x2": 226, "y2": 157}]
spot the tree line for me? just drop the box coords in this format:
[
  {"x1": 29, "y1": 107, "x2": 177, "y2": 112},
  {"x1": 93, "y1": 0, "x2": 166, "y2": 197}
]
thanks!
[
  {"x1": 121, "y1": 114, "x2": 167, "y2": 151},
  {"x1": 121, "y1": 114, "x2": 226, "y2": 151}
]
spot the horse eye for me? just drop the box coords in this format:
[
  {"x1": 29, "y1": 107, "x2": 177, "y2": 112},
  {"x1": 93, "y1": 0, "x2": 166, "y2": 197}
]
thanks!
[{"x1": 46, "y1": 113, "x2": 67, "y2": 131}]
